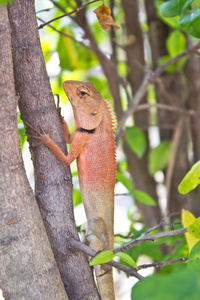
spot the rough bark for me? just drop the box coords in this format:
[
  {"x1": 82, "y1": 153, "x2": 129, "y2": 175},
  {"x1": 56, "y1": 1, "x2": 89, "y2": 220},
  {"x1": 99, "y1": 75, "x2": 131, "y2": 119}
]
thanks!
[
  {"x1": 122, "y1": 0, "x2": 161, "y2": 225},
  {"x1": 0, "y1": 6, "x2": 68, "y2": 300},
  {"x1": 145, "y1": 0, "x2": 190, "y2": 213},
  {"x1": 7, "y1": 1, "x2": 100, "y2": 299}
]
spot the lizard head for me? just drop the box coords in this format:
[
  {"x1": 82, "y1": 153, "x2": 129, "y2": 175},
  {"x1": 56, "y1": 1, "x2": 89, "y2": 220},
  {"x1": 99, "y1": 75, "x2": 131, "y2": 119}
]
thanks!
[{"x1": 63, "y1": 80, "x2": 104, "y2": 130}]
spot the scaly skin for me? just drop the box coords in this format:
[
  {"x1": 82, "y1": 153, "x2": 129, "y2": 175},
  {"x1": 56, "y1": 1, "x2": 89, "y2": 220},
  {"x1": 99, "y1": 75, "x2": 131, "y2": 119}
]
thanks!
[{"x1": 26, "y1": 81, "x2": 116, "y2": 300}]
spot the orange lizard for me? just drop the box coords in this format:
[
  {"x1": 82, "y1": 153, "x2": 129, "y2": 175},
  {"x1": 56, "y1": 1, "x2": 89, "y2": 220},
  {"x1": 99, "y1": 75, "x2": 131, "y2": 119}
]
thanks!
[{"x1": 26, "y1": 81, "x2": 116, "y2": 300}]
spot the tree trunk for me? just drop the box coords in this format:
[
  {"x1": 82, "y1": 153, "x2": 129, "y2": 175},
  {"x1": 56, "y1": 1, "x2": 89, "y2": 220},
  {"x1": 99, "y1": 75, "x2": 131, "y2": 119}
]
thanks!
[
  {"x1": 0, "y1": 6, "x2": 68, "y2": 300},
  {"x1": 7, "y1": 1, "x2": 100, "y2": 299}
]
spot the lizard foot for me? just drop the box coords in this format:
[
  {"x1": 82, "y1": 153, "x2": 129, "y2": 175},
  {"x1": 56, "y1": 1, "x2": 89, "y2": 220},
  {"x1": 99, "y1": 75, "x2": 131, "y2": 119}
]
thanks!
[
  {"x1": 24, "y1": 122, "x2": 50, "y2": 147},
  {"x1": 54, "y1": 94, "x2": 64, "y2": 121},
  {"x1": 97, "y1": 269, "x2": 110, "y2": 278}
]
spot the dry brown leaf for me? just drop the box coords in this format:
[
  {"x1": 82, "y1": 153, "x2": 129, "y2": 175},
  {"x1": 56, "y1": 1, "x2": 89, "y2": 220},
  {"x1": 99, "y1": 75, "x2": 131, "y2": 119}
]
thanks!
[{"x1": 93, "y1": 4, "x2": 120, "y2": 32}]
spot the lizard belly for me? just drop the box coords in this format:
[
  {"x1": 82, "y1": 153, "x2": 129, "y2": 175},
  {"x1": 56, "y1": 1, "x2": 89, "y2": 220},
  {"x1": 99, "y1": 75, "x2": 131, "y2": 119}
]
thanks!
[{"x1": 77, "y1": 138, "x2": 115, "y2": 248}]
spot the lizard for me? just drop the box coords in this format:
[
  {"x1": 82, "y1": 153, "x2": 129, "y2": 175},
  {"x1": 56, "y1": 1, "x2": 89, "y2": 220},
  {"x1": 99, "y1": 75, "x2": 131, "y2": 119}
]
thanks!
[{"x1": 25, "y1": 80, "x2": 116, "y2": 300}]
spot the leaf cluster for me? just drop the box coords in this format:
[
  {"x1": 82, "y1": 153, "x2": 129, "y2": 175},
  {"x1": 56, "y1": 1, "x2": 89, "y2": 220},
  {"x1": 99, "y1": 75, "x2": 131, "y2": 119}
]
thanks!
[{"x1": 159, "y1": 0, "x2": 200, "y2": 38}]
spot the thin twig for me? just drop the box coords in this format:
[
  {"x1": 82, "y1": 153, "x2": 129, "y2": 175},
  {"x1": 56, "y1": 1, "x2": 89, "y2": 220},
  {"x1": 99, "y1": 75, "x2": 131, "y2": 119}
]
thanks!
[
  {"x1": 138, "y1": 257, "x2": 188, "y2": 270},
  {"x1": 115, "y1": 233, "x2": 134, "y2": 239},
  {"x1": 116, "y1": 42, "x2": 200, "y2": 143},
  {"x1": 154, "y1": 43, "x2": 200, "y2": 78},
  {"x1": 118, "y1": 103, "x2": 199, "y2": 117},
  {"x1": 37, "y1": 17, "x2": 94, "y2": 51},
  {"x1": 113, "y1": 227, "x2": 187, "y2": 254},
  {"x1": 37, "y1": 0, "x2": 101, "y2": 29},
  {"x1": 146, "y1": 211, "x2": 181, "y2": 234}
]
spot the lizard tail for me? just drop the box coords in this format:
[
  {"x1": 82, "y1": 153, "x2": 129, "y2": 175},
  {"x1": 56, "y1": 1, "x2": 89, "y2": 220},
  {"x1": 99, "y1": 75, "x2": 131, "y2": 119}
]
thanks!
[{"x1": 95, "y1": 265, "x2": 115, "y2": 300}]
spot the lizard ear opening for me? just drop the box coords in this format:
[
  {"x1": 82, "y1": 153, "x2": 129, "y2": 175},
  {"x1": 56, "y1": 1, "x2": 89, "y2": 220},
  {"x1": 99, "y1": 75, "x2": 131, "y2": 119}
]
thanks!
[{"x1": 75, "y1": 107, "x2": 103, "y2": 130}]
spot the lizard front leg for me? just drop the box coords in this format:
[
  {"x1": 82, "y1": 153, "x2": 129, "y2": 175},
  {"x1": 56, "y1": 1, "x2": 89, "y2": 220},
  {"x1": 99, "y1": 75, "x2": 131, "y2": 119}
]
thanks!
[{"x1": 25, "y1": 123, "x2": 87, "y2": 165}]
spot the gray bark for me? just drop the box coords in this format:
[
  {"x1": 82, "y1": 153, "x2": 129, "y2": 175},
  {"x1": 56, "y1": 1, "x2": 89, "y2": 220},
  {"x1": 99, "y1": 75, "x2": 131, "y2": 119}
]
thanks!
[
  {"x1": 0, "y1": 6, "x2": 68, "y2": 300},
  {"x1": 7, "y1": 0, "x2": 100, "y2": 299}
]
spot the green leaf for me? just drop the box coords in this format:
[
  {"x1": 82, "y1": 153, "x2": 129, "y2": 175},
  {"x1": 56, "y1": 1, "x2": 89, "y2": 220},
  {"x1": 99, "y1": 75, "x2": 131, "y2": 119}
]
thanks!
[
  {"x1": 132, "y1": 190, "x2": 157, "y2": 206},
  {"x1": 161, "y1": 30, "x2": 187, "y2": 72},
  {"x1": 187, "y1": 240, "x2": 200, "y2": 270},
  {"x1": 73, "y1": 188, "x2": 82, "y2": 207},
  {"x1": 148, "y1": 140, "x2": 172, "y2": 175},
  {"x1": 159, "y1": 0, "x2": 194, "y2": 17},
  {"x1": 116, "y1": 171, "x2": 133, "y2": 192},
  {"x1": 182, "y1": 209, "x2": 199, "y2": 252},
  {"x1": 125, "y1": 126, "x2": 147, "y2": 159},
  {"x1": 188, "y1": 217, "x2": 200, "y2": 240},
  {"x1": 159, "y1": 0, "x2": 180, "y2": 17},
  {"x1": 156, "y1": 1, "x2": 180, "y2": 28},
  {"x1": 17, "y1": 112, "x2": 26, "y2": 150},
  {"x1": 181, "y1": 0, "x2": 194, "y2": 13},
  {"x1": 179, "y1": 8, "x2": 200, "y2": 38},
  {"x1": 178, "y1": 160, "x2": 200, "y2": 194},
  {"x1": 131, "y1": 269, "x2": 200, "y2": 300},
  {"x1": 89, "y1": 250, "x2": 114, "y2": 266},
  {"x1": 166, "y1": 30, "x2": 186, "y2": 56},
  {"x1": 115, "y1": 252, "x2": 138, "y2": 268}
]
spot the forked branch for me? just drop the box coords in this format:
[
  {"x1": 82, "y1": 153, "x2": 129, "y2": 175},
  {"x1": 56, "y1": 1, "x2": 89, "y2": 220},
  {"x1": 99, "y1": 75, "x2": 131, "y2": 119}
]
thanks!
[{"x1": 67, "y1": 213, "x2": 188, "y2": 280}]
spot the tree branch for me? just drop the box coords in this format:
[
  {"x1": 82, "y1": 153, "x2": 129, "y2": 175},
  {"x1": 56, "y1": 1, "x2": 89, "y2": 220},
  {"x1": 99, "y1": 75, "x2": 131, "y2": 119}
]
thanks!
[
  {"x1": 37, "y1": 0, "x2": 101, "y2": 29},
  {"x1": 67, "y1": 220, "x2": 187, "y2": 280},
  {"x1": 67, "y1": 238, "x2": 144, "y2": 280},
  {"x1": 116, "y1": 42, "x2": 200, "y2": 143},
  {"x1": 146, "y1": 211, "x2": 182, "y2": 233},
  {"x1": 126, "y1": 103, "x2": 198, "y2": 117},
  {"x1": 113, "y1": 227, "x2": 187, "y2": 254},
  {"x1": 138, "y1": 257, "x2": 188, "y2": 270}
]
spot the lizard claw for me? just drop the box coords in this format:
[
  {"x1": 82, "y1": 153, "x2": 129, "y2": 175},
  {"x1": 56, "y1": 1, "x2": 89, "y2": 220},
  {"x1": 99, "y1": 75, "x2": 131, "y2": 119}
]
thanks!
[
  {"x1": 54, "y1": 94, "x2": 64, "y2": 120},
  {"x1": 30, "y1": 141, "x2": 43, "y2": 148},
  {"x1": 24, "y1": 122, "x2": 50, "y2": 147},
  {"x1": 24, "y1": 121, "x2": 41, "y2": 135},
  {"x1": 38, "y1": 123, "x2": 50, "y2": 135},
  {"x1": 97, "y1": 268, "x2": 110, "y2": 277}
]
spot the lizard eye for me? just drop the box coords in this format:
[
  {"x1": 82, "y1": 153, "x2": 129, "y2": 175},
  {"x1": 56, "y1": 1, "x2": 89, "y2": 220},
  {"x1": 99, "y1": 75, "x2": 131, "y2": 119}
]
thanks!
[{"x1": 80, "y1": 91, "x2": 88, "y2": 96}]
